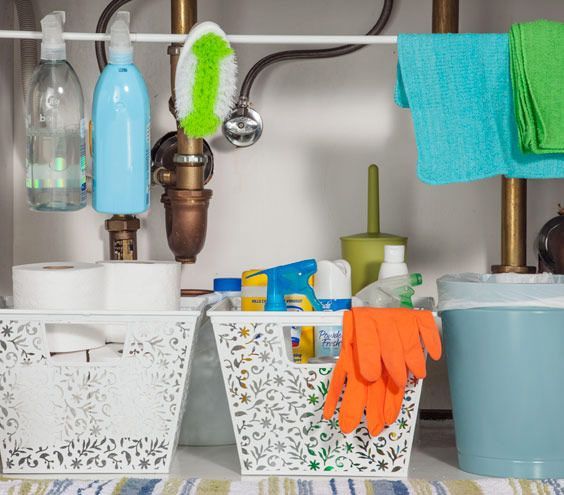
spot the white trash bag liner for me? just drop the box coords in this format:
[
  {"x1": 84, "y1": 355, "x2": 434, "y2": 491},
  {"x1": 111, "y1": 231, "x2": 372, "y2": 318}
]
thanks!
[{"x1": 437, "y1": 273, "x2": 564, "y2": 311}]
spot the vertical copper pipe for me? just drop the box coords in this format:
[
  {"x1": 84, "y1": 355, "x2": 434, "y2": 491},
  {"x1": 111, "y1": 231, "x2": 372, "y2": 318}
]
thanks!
[
  {"x1": 172, "y1": 0, "x2": 196, "y2": 35},
  {"x1": 163, "y1": 0, "x2": 212, "y2": 264},
  {"x1": 432, "y1": 0, "x2": 459, "y2": 33},
  {"x1": 492, "y1": 178, "x2": 535, "y2": 273},
  {"x1": 502, "y1": 179, "x2": 527, "y2": 267},
  {"x1": 171, "y1": 0, "x2": 202, "y2": 163}
]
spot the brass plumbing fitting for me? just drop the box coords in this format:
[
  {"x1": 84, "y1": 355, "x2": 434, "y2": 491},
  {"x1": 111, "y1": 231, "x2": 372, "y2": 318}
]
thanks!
[
  {"x1": 154, "y1": 0, "x2": 212, "y2": 264},
  {"x1": 105, "y1": 215, "x2": 140, "y2": 260}
]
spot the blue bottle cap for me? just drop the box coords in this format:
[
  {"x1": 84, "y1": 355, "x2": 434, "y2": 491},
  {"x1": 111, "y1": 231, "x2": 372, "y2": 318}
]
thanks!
[{"x1": 213, "y1": 277, "x2": 242, "y2": 293}]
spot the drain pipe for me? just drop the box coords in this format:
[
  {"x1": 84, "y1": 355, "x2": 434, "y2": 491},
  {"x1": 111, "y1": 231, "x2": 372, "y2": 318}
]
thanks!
[
  {"x1": 491, "y1": 179, "x2": 535, "y2": 273},
  {"x1": 156, "y1": 0, "x2": 212, "y2": 263}
]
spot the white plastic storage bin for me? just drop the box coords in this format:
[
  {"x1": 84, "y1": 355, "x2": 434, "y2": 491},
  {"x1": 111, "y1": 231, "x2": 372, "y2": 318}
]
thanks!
[
  {"x1": 0, "y1": 305, "x2": 203, "y2": 474},
  {"x1": 209, "y1": 299, "x2": 423, "y2": 477}
]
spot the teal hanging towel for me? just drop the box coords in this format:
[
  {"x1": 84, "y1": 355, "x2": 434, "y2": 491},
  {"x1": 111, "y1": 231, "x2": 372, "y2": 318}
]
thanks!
[
  {"x1": 395, "y1": 33, "x2": 564, "y2": 184},
  {"x1": 510, "y1": 20, "x2": 564, "y2": 154}
]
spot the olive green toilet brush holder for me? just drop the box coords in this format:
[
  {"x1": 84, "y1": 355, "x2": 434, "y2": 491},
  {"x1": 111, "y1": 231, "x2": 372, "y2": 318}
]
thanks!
[{"x1": 341, "y1": 164, "x2": 407, "y2": 294}]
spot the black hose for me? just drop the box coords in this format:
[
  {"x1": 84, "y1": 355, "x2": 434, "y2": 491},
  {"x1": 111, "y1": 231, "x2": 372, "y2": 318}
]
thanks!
[
  {"x1": 14, "y1": 0, "x2": 39, "y2": 98},
  {"x1": 95, "y1": 0, "x2": 133, "y2": 72},
  {"x1": 239, "y1": 0, "x2": 394, "y2": 100}
]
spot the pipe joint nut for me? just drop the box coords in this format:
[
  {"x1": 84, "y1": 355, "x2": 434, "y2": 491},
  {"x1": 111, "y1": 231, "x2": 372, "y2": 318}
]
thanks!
[{"x1": 173, "y1": 153, "x2": 208, "y2": 165}]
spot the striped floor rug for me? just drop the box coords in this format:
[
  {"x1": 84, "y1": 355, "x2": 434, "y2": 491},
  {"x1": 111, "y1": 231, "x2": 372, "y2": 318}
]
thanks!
[{"x1": 1, "y1": 477, "x2": 563, "y2": 494}]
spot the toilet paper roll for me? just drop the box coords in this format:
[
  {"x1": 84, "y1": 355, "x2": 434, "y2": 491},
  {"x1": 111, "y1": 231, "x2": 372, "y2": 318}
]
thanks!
[
  {"x1": 13, "y1": 262, "x2": 106, "y2": 353},
  {"x1": 89, "y1": 343, "x2": 123, "y2": 363},
  {"x1": 99, "y1": 261, "x2": 181, "y2": 311},
  {"x1": 50, "y1": 351, "x2": 88, "y2": 363},
  {"x1": 98, "y1": 260, "x2": 181, "y2": 343}
]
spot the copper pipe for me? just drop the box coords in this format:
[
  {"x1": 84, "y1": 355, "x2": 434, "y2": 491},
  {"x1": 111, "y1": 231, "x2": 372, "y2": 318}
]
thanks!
[
  {"x1": 162, "y1": 0, "x2": 212, "y2": 264},
  {"x1": 182, "y1": 289, "x2": 214, "y2": 297},
  {"x1": 171, "y1": 0, "x2": 202, "y2": 165},
  {"x1": 176, "y1": 163, "x2": 205, "y2": 190},
  {"x1": 491, "y1": 178, "x2": 535, "y2": 273},
  {"x1": 172, "y1": 0, "x2": 196, "y2": 35},
  {"x1": 162, "y1": 189, "x2": 212, "y2": 263},
  {"x1": 432, "y1": 0, "x2": 459, "y2": 33}
]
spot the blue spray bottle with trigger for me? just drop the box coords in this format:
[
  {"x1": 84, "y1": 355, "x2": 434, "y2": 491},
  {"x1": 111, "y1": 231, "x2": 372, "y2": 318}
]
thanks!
[
  {"x1": 246, "y1": 259, "x2": 323, "y2": 311},
  {"x1": 92, "y1": 11, "x2": 150, "y2": 214},
  {"x1": 246, "y1": 259, "x2": 323, "y2": 363}
]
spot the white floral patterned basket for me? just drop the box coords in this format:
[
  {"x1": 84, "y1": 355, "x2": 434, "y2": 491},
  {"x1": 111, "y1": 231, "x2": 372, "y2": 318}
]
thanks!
[
  {"x1": 209, "y1": 299, "x2": 423, "y2": 477},
  {"x1": 0, "y1": 307, "x2": 202, "y2": 474}
]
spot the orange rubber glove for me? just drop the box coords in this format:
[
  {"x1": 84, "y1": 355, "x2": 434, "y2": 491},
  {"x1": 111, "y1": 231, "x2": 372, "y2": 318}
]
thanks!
[
  {"x1": 323, "y1": 308, "x2": 442, "y2": 436},
  {"x1": 353, "y1": 307, "x2": 442, "y2": 387},
  {"x1": 323, "y1": 311, "x2": 368, "y2": 434},
  {"x1": 364, "y1": 370, "x2": 405, "y2": 434},
  {"x1": 323, "y1": 311, "x2": 406, "y2": 435},
  {"x1": 354, "y1": 307, "x2": 441, "y2": 426}
]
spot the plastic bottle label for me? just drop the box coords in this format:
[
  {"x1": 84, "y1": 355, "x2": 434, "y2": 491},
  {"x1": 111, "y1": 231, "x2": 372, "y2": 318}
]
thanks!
[{"x1": 313, "y1": 298, "x2": 351, "y2": 359}]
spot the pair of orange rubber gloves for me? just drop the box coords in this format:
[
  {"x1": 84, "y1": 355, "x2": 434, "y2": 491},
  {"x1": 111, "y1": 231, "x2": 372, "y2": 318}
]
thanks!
[{"x1": 322, "y1": 308, "x2": 442, "y2": 436}]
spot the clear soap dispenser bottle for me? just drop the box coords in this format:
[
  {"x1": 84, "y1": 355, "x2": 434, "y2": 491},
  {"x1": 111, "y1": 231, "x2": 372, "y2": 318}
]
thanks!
[{"x1": 26, "y1": 11, "x2": 87, "y2": 211}]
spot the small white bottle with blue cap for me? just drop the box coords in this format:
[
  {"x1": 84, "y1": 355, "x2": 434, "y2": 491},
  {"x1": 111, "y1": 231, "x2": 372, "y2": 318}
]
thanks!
[{"x1": 212, "y1": 278, "x2": 242, "y2": 309}]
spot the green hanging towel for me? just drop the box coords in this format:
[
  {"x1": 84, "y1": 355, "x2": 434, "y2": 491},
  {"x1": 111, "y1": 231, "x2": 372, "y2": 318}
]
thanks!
[{"x1": 509, "y1": 20, "x2": 564, "y2": 154}]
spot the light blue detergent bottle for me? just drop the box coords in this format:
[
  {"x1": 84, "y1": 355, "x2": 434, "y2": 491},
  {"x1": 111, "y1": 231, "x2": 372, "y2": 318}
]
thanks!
[{"x1": 92, "y1": 11, "x2": 150, "y2": 214}]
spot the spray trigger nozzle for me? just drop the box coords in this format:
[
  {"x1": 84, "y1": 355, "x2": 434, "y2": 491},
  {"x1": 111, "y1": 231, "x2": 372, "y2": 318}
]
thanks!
[
  {"x1": 246, "y1": 259, "x2": 323, "y2": 312},
  {"x1": 40, "y1": 11, "x2": 66, "y2": 61},
  {"x1": 109, "y1": 11, "x2": 133, "y2": 63}
]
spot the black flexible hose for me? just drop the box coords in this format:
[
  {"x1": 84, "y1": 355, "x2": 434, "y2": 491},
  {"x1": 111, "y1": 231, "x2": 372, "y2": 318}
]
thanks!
[
  {"x1": 239, "y1": 0, "x2": 394, "y2": 100},
  {"x1": 95, "y1": 0, "x2": 133, "y2": 72}
]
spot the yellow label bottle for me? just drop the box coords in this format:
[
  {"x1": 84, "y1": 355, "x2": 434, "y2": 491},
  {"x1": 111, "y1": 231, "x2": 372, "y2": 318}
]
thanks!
[{"x1": 241, "y1": 269, "x2": 315, "y2": 363}]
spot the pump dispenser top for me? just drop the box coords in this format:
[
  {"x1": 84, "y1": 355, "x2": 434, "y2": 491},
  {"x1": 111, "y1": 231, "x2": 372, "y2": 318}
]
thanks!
[
  {"x1": 109, "y1": 11, "x2": 133, "y2": 64},
  {"x1": 246, "y1": 259, "x2": 323, "y2": 312},
  {"x1": 40, "y1": 11, "x2": 66, "y2": 60}
]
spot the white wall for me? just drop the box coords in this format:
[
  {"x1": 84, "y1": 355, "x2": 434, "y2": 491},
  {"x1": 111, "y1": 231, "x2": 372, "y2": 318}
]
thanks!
[
  {"x1": 0, "y1": 0, "x2": 13, "y2": 295},
  {"x1": 9, "y1": 0, "x2": 564, "y2": 408}
]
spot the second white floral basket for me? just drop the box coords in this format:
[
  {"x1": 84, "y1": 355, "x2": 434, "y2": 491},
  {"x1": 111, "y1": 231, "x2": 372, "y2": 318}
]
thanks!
[{"x1": 209, "y1": 299, "x2": 423, "y2": 477}]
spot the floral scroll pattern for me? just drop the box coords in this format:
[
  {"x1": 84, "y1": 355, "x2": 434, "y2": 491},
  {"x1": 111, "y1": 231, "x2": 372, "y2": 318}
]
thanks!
[
  {"x1": 0, "y1": 318, "x2": 196, "y2": 473},
  {"x1": 214, "y1": 320, "x2": 422, "y2": 476}
]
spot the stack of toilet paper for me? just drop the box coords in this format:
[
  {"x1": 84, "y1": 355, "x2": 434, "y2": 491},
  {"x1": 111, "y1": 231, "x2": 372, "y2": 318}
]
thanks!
[{"x1": 12, "y1": 261, "x2": 181, "y2": 360}]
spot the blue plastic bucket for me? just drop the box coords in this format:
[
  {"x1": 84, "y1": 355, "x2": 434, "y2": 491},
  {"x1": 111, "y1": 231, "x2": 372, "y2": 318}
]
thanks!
[{"x1": 442, "y1": 307, "x2": 564, "y2": 478}]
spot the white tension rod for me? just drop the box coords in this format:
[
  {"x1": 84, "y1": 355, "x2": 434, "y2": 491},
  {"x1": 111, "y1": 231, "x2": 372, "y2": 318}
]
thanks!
[{"x1": 0, "y1": 30, "x2": 398, "y2": 45}]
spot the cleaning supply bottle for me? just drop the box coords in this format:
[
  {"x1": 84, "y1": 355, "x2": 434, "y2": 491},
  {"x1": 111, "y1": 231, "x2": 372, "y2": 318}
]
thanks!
[
  {"x1": 241, "y1": 270, "x2": 268, "y2": 311},
  {"x1": 247, "y1": 260, "x2": 322, "y2": 312},
  {"x1": 92, "y1": 12, "x2": 150, "y2": 214},
  {"x1": 313, "y1": 260, "x2": 352, "y2": 359},
  {"x1": 244, "y1": 260, "x2": 322, "y2": 363},
  {"x1": 356, "y1": 273, "x2": 422, "y2": 309},
  {"x1": 212, "y1": 277, "x2": 242, "y2": 308},
  {"x1": 378, "y1": 245, "x2": 408, "y2": 280},
  {"x1": 26, "y1": 11, "x2": 86, "y2": 211}
]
